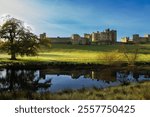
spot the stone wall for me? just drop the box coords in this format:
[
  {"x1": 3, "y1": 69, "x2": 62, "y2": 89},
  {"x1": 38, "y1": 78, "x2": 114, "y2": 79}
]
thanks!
[
  {"x1": 40, "y1": 29, "x2": 117, "y2": 45},
  {"x1": 48, "y1": 37, "x2": 71, "y2": 44},
  {"x1": 39, "y1": 33, "x2": 71, "y2": 44},
  {"x1": 133, "y1": 34, "x2": 150, "y2": 43}
]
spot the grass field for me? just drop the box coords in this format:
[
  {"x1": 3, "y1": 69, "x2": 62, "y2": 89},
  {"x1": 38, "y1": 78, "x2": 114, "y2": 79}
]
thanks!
[
  {"x1": 1, "y1": 44, "x2": 150, "y2": 65},
  {"x1": 1, "y1": 81, "x2": 150, "y2": 100}
]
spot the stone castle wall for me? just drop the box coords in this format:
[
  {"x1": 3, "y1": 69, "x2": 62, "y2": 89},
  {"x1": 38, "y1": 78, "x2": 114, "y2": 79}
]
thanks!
[
  {"x1": 40, "y1": 28, "x2": 117, "y2": 45},
  {"x1": 39, "y1": 33, "x2": 71, "y2": 44},
  {"x1": 133, "y1": 34, "x2": 150, "y2": 43}
]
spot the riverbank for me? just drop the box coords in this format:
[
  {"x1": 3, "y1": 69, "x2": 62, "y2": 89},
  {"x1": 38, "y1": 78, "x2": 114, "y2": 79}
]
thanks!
[
  {"x1": 1, "y1": 59, "x2": 150, "y2": 71},
  {"x1": 1, "y1": 44, "x2": 150, "y2": 100},
  {"x1": 1, "y1": 81, "x2": 150, "y2": 100}
]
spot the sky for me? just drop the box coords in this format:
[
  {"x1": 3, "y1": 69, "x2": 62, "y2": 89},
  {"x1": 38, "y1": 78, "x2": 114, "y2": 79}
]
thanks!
[{"x1": 0, "y1": 0, "x2": 150, "y2": 40}]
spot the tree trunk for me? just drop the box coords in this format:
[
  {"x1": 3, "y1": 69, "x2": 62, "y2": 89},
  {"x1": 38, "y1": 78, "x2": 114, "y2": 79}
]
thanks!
[
  {"x1": 10, "y1": 38, "x2": 17, "y2": 60},
  {"x1": 10, "y1": 52, "x2": 16, "y2": 60},
  {"x1": 10, "y1": 45, "x2": 16, "y2": 60}
]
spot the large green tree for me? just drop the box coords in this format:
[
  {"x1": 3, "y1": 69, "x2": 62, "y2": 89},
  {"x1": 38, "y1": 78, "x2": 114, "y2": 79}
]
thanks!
[{"x1": 0, "y1": 16, "x2": 38, "y2": 60}]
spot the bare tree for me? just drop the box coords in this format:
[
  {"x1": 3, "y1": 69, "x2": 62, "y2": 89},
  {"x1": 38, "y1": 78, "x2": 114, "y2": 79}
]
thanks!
[{"x1": 120, "y1": 44, "x2": 139, "y2": 66}]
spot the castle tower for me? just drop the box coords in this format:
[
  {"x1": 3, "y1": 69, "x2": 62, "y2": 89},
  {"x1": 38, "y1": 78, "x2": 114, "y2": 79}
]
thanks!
[
  {"x1": 84, "y1": 33, "x2": 91, "y2": 39},
  {"x1": 92, "y1": 32, "x2": 98, "y2": 42},
  {"x1": 40, "y1": 33, "x2": 46, "y2": 39},
  {"x1": 111, "y1": 30, "x2": 117, "y2": 43},
  {"x1": 71, "y1": 34, "x2": 81, "y2": 44},
  {"x1": 133, "y1": 34, "x2": 139, "y2": 43},
  {"x1": 91, "y1": 29, "x2": 117, "y2": 44}
]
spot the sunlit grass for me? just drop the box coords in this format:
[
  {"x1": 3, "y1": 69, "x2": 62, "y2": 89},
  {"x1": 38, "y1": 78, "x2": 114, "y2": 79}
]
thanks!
[
  {"x1": 1, "y1": 82, "x2": 150, "y2": 100},
  {"x1": 1, "y1": 44, "x2": 150, "y2": 64}
]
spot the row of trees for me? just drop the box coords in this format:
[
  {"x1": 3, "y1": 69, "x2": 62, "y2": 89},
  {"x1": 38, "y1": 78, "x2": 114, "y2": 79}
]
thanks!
[{"x1": 0, "y1": 16, "x2": 39, "y2": 60}]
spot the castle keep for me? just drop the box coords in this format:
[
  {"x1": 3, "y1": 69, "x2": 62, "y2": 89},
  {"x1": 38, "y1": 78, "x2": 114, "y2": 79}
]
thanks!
[
  {"x1": 91, "y1": 29, "x2": 117, "y2": 44},
  {"x1": 71, "y1": 29, "x2": 117, "y2": 45}
]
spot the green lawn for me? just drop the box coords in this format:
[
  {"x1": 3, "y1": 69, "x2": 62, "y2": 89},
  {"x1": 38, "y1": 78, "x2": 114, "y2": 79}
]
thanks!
[{"x1": 1, "y1": 44, "x2": 150, "y2": 65}]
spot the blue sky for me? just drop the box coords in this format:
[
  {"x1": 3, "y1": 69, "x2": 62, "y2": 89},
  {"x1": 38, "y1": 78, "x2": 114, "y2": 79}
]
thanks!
[{"x1": 1, "y1": 0, "x2": 150, "y2": 40}]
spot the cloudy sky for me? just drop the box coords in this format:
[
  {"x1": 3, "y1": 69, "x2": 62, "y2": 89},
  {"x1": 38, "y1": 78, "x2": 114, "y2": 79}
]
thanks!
[{"x1": 0, "y1": 0, "x2": 150, "y2": 40}]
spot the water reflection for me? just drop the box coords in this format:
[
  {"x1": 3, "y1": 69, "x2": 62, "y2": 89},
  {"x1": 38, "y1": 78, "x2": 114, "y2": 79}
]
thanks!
[
  {"x1": 0, "y1": 67, "x2": 150, "y2": 93},
  {"x1": 0, "y1": 69, "x2": 51, "y2": 92}
]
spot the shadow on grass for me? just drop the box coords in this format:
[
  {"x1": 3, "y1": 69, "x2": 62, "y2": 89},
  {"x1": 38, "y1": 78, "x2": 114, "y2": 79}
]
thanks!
[{"x1": 48, "y1": 44, "x2": 150, "y2": 56}]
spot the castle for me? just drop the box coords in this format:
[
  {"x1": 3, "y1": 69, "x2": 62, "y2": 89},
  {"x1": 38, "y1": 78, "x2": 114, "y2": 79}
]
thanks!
[
  {"x1": 121, "y1": 34, "x2": 150, "y2": 44},
  {"x1": 91, "y1": 29, "x2": 117, "y2": 44},
  {"x1": 40, "y1": 28, "x2": 150, "y2": 45},
  {"x1": 71, "y1": 29, "x2": 117, "y2": 45},
  {"x1": 40, "y1": 28, "x2": 117, "y2": 45},
  {"x1": 71, "y1": 34, "x2": 92, "y2": 45},
  {"x1": 133, "y1": 34, "x2": 150, "y2": 43},
  {"x1": 40, "y1": 33, "x2": 71, "y2": 44}
]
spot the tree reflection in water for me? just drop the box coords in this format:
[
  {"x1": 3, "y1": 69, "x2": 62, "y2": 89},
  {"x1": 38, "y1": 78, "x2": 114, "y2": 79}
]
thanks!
[
  {"x1": 0, "y1": 67, "x2": 150, "y2": 93},
  {"x1": 0, "y1": 69, "x2": 52, "y2": 92}
]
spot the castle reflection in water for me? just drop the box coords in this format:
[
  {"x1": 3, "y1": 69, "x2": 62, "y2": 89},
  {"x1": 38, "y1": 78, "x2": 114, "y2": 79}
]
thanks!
[{"x1": 0, "y1": 67, "x2": 150, "y2": 92}]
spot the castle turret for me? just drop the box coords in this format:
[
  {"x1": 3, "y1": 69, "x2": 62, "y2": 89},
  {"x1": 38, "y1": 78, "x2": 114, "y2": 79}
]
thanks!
[
  {"x1": 133, "y1": 34, "x2": 139, "y2": 43},
  {"x1": 71, "y1": 34, "x2": 81, "y2": 44},
  {"x1": 40, "y1": 33, "x2": 46, "y2": 39}
]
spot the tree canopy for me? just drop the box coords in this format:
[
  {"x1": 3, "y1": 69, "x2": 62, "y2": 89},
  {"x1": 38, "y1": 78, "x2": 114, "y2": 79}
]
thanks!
[{"x1": 0, "y1": 16, "x2": 39, "y2": 60}]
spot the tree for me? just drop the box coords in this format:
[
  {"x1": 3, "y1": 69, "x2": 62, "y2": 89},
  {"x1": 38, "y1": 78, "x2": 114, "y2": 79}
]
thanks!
[
  {"x1": 120, "y1": 44, "x2": 139, "y2": 66},
  {"x1": 0, "y1": 16, "x2": 38, "y2": 60}
]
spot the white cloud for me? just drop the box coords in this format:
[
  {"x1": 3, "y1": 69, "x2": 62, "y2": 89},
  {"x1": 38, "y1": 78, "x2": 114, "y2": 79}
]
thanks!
[
  {"x1": 0, "y1": 0, "x2": 100, "y2": 36},
  {"x1": 0, "y1": 0, "x2": 47, "y2": 33}
]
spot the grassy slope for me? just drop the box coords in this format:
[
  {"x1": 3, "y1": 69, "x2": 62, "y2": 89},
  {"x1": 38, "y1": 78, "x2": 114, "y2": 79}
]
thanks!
[
  {"x1": 1, "y1": 82, "x2": 150, "y2": 100},
  {"x1": 1, "y1": 44, "x2": 150, "y2": 64}
]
